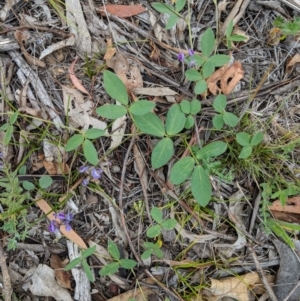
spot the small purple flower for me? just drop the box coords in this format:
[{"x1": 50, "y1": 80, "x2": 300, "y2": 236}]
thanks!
[
  {"x1": 48, "y1": 220, "x2": 60, "y2": 233},
  {"x1": 188, "y1": 49, "x2": 195, "y2": 56},
  {"x1": 91, "y1": 168, "x2": 103, "y2": 180},
  {"x1": 65, "y1": 223, "x2": 72, "y2": 232},
  {"x1": 0, "y1": 152, "x2": 3, "y2": 158},
  {"x1": 65, "y1": 212, "x2": 73, "y2": 222},
  {"x1": 189, "y1": 59, "x2": 197, "y2": 68},
  {"x1": 54, "y1": 212, "x2": 66, "y2": 220},
  {"x1": 82, "y1": 178, "x2": 90, "y2": 186},
  {"x1": 177, "y1": 52, "x2": 185, "y2": 62},
  {"x1": 79, "y1": 165, "x2": 89, "y2": 173}
]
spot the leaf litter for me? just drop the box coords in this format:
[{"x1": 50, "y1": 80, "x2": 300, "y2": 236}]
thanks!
[{"x1": 1, "y1": 1, "x2": 300, "y2": 301}]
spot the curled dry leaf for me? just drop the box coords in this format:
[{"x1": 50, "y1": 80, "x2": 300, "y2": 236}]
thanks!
[
  {"x1": 206, "y1": 61, "x2": 244, "y2": 95},
  {"x1": 14, "y1": 31, "x2": 45, "y2": 67},
  {"x1": 22, "y1": 264, "x2": 73, "y2": 301},
  {"x1": 104, "y1": 38, "x2": 116, "y2": 61},
  {"x1": 50, "y1": 254, "x2": 72, "y2": 289},
  {"x1": 207, "y1": 272, "x2": 260, "y2": 301},
  {"x1": 133, "y1": 87, "x2": 178, "y2": 97},
  {"x1": 68, "y1": 57, "x2": 90, "y2": 95},
  {"x1": 108, "y1": 110, "x2": 127, "y2": 151},
  {"x1": 98, "y1": 4, "x2": 146, "y2": 18},
  {"x1": 286, "y1": 53, "x2": 300, "y2": 74},
  {"x1": 106, "y1": 52, "x2": 143, "y2": 92}
]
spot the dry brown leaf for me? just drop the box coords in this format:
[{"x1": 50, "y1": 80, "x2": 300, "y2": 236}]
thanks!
[
  {"x1": 43, "y1": 160, "x2": 57, "y2": 175},
  {"x1": 69, "y1": 57, "x2": 90, "y2": 95},
  {"x1": 133, "y1": 87, "x2": 178, "y2": 97},
  {"x1": 106, "y1": 287, "x2": 154, "y2": 301},
  {"x1": 286, "y1": 53, "x2": 300, "y2": 74},
  {"x1": 55, "y1": 162, "x2": 70, "y2": 175},
  {"x1": 269, "y1": 196, "x2": 300, "y2": 214},
  {"x1": 36, "y1": 199, "x2": 87, "y2": 249},
  {"x1": 209, "y1": 272, "x2": 260, "y2": 301},
  {"x1": 149, "y1": 39, "x2": 161, "y2": 61},
  {"x1": 206, "y1": 62, "x2": 244, "y2": 95},
  {"x1": 98, "y1": 4, "x2": 146, "y2": 18},
  {"x1": 104, "y1": 38, "x2": 116, "y2": 61},
  {"x1": 14, "y1": 31, "x2": 45, "y2": 67},
  {"x1": 133, "y1": 144, "x2": 148, "y2": 193},
  {"x1": 106, "y1": 53, "x2": 143, "y2": 91},
  {"x1": 50, "y1": 254, "x2": 72, "y2": 289}
]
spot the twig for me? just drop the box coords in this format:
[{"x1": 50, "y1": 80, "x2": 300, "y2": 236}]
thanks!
[
  {"x1": 118, "y1": 127, "x2": 143, "y2": 266},
  {"x1": 248, "y1": 245, "x2": 279, "y2": 301},
  {"x1": 0, "y1": 240, "x2": 12, "y2": 301}
]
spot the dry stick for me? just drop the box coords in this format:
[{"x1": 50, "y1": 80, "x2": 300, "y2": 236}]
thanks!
[
  {"x1": 283, "y1": 281, "x2": 300, "y2": 301},
  {"x1": 0, "y1": 241, "x2": 12, "y2": 301},
  {"x1": 118, "y1": 128, "x2": 143, "y2": 266},
  {"x1": 248, "y1": 245, "x2": 279, "y2": 301}
]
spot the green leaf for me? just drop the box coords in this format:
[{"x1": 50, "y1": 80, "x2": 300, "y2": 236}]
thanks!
[
  {"x1": 141, "y1": 249, "x2": 153, "y2": 260},
  {"x1": 180, "y1": 100, "x2": 190, "y2": 114},
  {"x1": 85, "y1": 129, "x2": 105, "y2": 139},
  {"x1": 166, "y1": 13, "x2": 179, "y2": 30},
  {"x1": 151, "y1": 138, "x2": 174, "y2": 169},
  {"x1": 250, "y1": 132, "x2": 264, "y2": 146},
  {"x1": 0, "y1": 123, "x2": 8, "y2": 131},
  {"x1": 19, "y1": 166, "x2": 26, "y2": 175},
  {"x1": 9, "y1": 111, "x2": 19, "y2": 124},
  {"x1": 236, "y1": 132, "x2": 251, "y2": 146},
  {"x1": 39, "y1": 175, "x2": 53, "y2": 189},
  {"x1": 194, "y1": 80, "x2": 207, "y2": 94},
  {"x1": 129, "y1": 100, "x2": 155, "y2": 116},
  {"x1": 4, "y1": 124, "x2": 13, "y2": 145},
  {"x1": 103, "y1": 70, "x2": 128, "y2": 105},
  {"x1": 225, "y1": 20, "x2": 234, "y2": 38},
  {"x1": 65, "y1": 134, "x2": 84, "y2": 151},
  {"x1": 165, "y1": 104, "x2": 186, "y2": 135},
  {"x1": 228, "y1": 35, "x2": 247, "y2": 42},
  {"x1": 170, "y1": 156, "x2": 195, "y2": 185},
  {"x1": 134, "y1": 113, "x2": 165, "y2": 137},
  {"x1": 200, "y1": 28, "x2": 215, "y2": 57},
  {"x1": 184, "y1": 115, "x2": 194, "y2": 129},
  {"x1": 82, "y1": 259, "x2": 94, "y2": 282},
  {"x1": 81, "y1": 245, "x2": 96, "y2": 258},
  {"x1": 196, "y1": 141, "x2": 227, "y2": 159},
  {"x1": 96, "y1": 104, "x2": 127, "y2": 119},
  {"x1": 202, "y1": 60, "x2": 215, "y2": 78},
  {"x1": 22, "y1": 181, "x2": 35, "y2": 191},
  {"x1": 212, "y1": 114, "x2": 224, "y2": 130},
  {"x1": 99, "y1": 262, "x2": 119, "y2": 276},
  {"x1": 151, "y1": 207, "x2": 163, "y2": 223},
  {"x1": 65, "y1": 257, "x2": 82, "y2": 270},
  {"x1": 175, "y1": 0, "x2": 186, "y2": 11},
  {"x1": 147, "y1": 225, "x2": 162, "y2": 238},
  {"x1": 238, "y1": 146, "x2": 252, "y2": 159},
  {"x1": 151, "y1": 2, "x2": 174, "y2": 14},
  {"x1": 119, "y1": 259, "x2": 137, "y2": 269},
  {"x1": 190, "y1": 99, "x2": 201, "y2": 115},
  {"x1": 207, "y1": 54, "x2": 230, "y2": 67},
  {"x1": 143, "y1": 242, "x2": 157, "y2": 249},
  {"x1": 191, "y1": 166, "x2": 212, "y2": 207},
  {"x1": 223, "y1": 112, "x2": 239, "y2": 127},
  {"x1": 193, "y1": 54, "x2": 205, "y2": 67},
  {"x1": 154, "y1": 248, "x2": 163, "y2": 258},
  {"x1": 83, "y1": 140, "x2": 98, "y2": 166},
  {"x1": 185, "y1": 70, "x2": 202, "y2": 81},
  {"x1": 108, "y1": 240, "x2": 120, "y2": 260},
  {"x1": 213, "y1": 94, "x2": 227, "y2": 113},
  {"x1": 161, "y1": 219, "x2": 177, "y2": 230}
]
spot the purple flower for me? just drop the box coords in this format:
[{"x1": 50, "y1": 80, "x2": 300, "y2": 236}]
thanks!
[
  {"x1": 177, "y1": 52, "x2": 185, "y2": 62},
  {"x1": 79, "y1": 165, "x2": 89, "y2": 173},
  {"x1": 189, "y1": 60, "x2": 197, "y2": 68},
  {"x1": 48, "y1": 220, "x2": 60, "y2": 233},
  {"x1": 65, "y1": 212, "x2": 73, "y2": 222},
  {"x1": 188, "y1": 49, "x2": 195, "y2": 56},
  {"x1": 54, "y1": 212, "x2": 66, "y2": 220},
  {"x1": 91, "y1": 168, "x2": 103, "y2": 180},
  {"x1": 82, "y1": 178, "x2": 90, "y2": 186},
  {"x1": 65, "y1": 223, "x2": 72, "y2": 232},
  {"x1": 0, "y1": 152, "x2": 3, "y2": 158}
]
